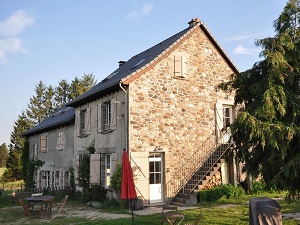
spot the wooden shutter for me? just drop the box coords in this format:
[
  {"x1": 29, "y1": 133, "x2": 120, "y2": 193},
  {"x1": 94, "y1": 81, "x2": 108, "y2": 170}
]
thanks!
[
  {"x1": 85, "y1": 107, "x2": 91, "y2": 135},
  {"x1": 111, "y1": 152, "x2": 118, "y2": 176},
  {"x1": 181, "y1": 56, "x2": 188, "y2": 78},
  {"x1": 130, "y1": 152, "x2": 149, "y2": 200},
  {"x1": 90, "y1": 154, "x2": 101, "y2": 184},
  {"x1": 173, "y1": 55, "x2": 182, "y2": 77},
  {"x1": 97, "y1": 104, "x2": 102, "y2": 133},
  {"x1": 215, "y1": 103, "x2": 224, "y2": 139},
  {"x1": 110, "y1": 99, "x2": 117, "y2": 131},
  {"x1": 75, "y1": 111, "x2": 81, "y2": 136}
]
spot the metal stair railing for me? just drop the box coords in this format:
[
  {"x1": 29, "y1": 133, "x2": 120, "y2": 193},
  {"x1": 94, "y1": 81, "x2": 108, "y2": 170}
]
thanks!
[{"x1": 166, "y1": 128, "x2": 232, "y2": 198}]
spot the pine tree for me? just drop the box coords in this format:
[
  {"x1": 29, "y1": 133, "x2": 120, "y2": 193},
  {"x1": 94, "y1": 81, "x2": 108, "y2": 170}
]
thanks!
[
  {"x1": 69, "y1": 73, "x2": 97, "y2": 99},
  {"x1": 3, "y1": 112, "x2": 32, "y2": 181},
  {"x1": 26, "y1": 81, "x2": 48, "y2": 125},
  {"x1": 219, "y1": 0, "x2": 300, "y2": 197},
  {"x1": 0, "y1": 143, "x2": 8, "y2": 167},
  {"x1": 54, "y1": 79, "x2": 71, "y2": 108}
]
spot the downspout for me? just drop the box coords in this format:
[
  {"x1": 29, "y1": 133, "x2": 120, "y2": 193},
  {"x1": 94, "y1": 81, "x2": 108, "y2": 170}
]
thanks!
[{"x1": 119, "y1": 81, "x2": 129, "y2": 152}]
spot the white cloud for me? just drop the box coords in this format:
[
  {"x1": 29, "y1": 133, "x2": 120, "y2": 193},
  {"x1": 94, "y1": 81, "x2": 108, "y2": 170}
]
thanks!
[
  {"x1": 0, "y1": 38, "x2": 27, "y2": 64},
  {"x1": 233, "y1": 44, "x2": 260, "y2": 55},
  {"x1": 0, "y1": 10, "x2": 35, "y2": 64},
  {"x1": 126, "y1": 2, "x2": 153, "y2": 20},
  {"x1": 0, "y1": 10, "x2": 35, "y2": 37}
]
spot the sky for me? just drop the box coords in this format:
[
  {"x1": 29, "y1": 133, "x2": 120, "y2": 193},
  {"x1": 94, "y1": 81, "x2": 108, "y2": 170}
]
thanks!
[{"x1": 1, "y1": 0, "x2": 288, "y2": 146}]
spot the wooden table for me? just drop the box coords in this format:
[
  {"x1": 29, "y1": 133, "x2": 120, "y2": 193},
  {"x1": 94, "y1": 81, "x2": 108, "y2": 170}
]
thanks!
[
  {"x1": 162, "y1": 211, "x2": 185, "y2": 225},
  {"x1": 25, "y1": 195, "x2": 55, "y2": 219}
]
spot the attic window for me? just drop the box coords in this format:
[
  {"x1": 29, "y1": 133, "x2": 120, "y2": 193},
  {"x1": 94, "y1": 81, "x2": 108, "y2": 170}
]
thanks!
[
  {"x1": 172, "y1": 55, "x2": 188, "y2": 79},
  {"x1": 131, "y1": 54, "x2": 152, "y2": 69}
]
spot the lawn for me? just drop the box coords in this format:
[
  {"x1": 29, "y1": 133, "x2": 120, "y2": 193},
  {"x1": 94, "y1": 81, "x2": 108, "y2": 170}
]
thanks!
[{"x1": 0, "y1": 190, "x2": 299, "y2": 225}]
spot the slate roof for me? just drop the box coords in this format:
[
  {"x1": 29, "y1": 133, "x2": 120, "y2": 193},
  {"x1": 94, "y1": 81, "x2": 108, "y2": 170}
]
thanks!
[
  {"x1": 67, "y1": 19, "x2": 238, "y2": 107},
  {"x1": 23, "y1": 19, "x2": 239, "y2": 137},
  {"x1": 22, "y1": 106, "x2": 75, "y2": 136}
]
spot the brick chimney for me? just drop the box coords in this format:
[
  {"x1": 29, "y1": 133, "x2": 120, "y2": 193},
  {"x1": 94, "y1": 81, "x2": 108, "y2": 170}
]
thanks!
[{"x1": 188, "y1": 18, "x2": 200, "y2": 27}]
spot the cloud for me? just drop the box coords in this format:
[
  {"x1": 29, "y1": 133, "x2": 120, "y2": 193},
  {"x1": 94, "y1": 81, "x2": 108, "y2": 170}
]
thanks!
[
  {"x1": 0, "y1": 10, "x2": 35, "y2": 37},
  {"x1": 233, "y1": 45, "x2": 260, "y2": 55},
  {"x1": 0, "y1": 10, "x2": 35, "y2": 64},
  {"x1": 0, "y1": 38, "x2": 27, "y2": 64},
  {"x1": 126, "y1": 2, "x2": 153, "y2": 20}
]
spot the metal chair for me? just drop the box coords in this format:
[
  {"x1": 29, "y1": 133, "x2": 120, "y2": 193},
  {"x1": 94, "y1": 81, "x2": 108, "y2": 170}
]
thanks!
[
  {"x1": 55, "y1": 195, "x2": 68, "y2": 213},
  {"x1": 184, "y1": 211, "x2": 202, "y2": 225}
]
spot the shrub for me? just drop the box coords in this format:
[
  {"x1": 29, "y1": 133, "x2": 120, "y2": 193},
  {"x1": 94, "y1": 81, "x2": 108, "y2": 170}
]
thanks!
[
  {"x1": 110, "y1": 162, "x2": 122, "y2": 197},
  {"x1": 80, "y1": 184, "x2": 107, "y2": 203},
  {"x1": 197, "y1": 184, "x2": 245, "y2": 202}
]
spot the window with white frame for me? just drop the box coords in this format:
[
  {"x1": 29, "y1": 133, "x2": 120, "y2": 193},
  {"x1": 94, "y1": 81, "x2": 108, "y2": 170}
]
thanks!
[
  {"x1": 40, "y1": 134, "x2": 48, "y2": 152},
  {"x1": 105, "y1": 154, "x2": 111, "y2": 188},
  {"x1": 57, "y1": 131, "x2": 65, "y2": 150},
  {"x1": 97, "y1": 99, "x2": 117, "y2": 133},
  {"x1": 75, "y1": 108, "x2": 91, "y2": 137}
]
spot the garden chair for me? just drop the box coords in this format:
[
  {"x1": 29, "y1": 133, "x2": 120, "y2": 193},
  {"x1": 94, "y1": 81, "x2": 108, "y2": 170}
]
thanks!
[
  {"x1": 55, "y1": 195, "x2": 68, "y2": 213},
  {"x1": 184, "y1": 211, "x2": 202, "y2": 225},
  {"x1": 18, "y1": 198, "x2": 33, "y2": 217},
  {"x1": 161, "y1": 204, "x2": 185, "y2": 225}
]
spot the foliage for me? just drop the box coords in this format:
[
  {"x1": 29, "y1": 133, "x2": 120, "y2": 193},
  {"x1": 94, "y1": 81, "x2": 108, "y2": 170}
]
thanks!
[
  {"x1": 218, "y1": 0, "x2": 300, "y2": 198},
  {"x1": 0, "y1": 143, "x2": 8, "y2": 167},
  {"x1": 2, "y1": 149, "x2": 22, "y2": 182},
  {"x1": 3, "y1": 112, "x2": 32, "y2": 182},
  {"x1": 24, "y1": 159, "x2": 44, "y2": 189},
  {"x1": 69, "y1": 166, "x2": 76, "y2": 191},
  {"x1": 81, "y1": 184, "x2": 107, "y2": 203},
  {"x1": 77, "y1": 140, "x2": 95, "y2": 188},
  {"x1": 21, "y1": 139, "x2": 29, "y2": 180},
  {"x1": 197, "y1": 184, "x2": 245, "y2": 202},
  {"x1": 110, "y1": 162, "x2": 122, "y2": 197}
]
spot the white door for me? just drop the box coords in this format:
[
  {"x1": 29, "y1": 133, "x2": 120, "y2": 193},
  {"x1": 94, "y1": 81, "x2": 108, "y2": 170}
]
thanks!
[{"x1": 149, "y1": 153, "x2": 163, "y2": 203}]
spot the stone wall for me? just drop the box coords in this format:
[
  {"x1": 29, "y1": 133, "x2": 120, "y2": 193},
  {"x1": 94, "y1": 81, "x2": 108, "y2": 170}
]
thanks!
[{"x1": 128, "y1": 27, "x2": 235, "y2": 184}]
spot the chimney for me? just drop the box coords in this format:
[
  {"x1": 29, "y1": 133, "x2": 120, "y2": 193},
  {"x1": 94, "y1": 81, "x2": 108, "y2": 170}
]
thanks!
[
  {"x1": 188, "y1": 18, "x2": 200, "y2": 27},
  {"x1": 118, "y1": 61, "x2": 126, "y2": 67}
]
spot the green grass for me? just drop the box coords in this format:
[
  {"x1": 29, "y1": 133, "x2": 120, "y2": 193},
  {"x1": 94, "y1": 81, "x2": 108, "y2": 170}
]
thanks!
[{"x1": 0, "y1": 191, "x2": 299, "y2": 225}]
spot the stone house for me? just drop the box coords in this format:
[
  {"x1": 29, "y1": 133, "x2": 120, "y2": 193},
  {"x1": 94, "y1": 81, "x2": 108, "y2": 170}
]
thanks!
[
  {"x1": 23, "y1": 18, "x2": 241, "y2": 204},
  {"x1": 22, "y1": 106, "x2": 75, "y2": 189}
]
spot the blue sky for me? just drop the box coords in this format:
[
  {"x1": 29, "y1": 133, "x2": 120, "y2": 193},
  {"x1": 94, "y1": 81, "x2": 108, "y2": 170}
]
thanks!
[{"x1": 1, "y1": 0, "x2": 287, "y2": 146}]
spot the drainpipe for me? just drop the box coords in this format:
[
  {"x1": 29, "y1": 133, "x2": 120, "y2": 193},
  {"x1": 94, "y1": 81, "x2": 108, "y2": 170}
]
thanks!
[{"x1": 119, "y1": 81, "x2": 129, "y2": 152}]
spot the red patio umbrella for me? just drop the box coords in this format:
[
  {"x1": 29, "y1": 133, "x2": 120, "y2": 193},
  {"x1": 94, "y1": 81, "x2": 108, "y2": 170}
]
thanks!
[{"x1": 121, "y1": 149, "x2": 137, "y2": 225}]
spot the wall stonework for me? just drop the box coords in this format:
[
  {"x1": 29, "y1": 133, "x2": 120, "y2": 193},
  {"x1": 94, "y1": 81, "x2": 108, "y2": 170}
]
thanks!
[{"x1": 128, "y1": 28, "x2": 235, "y2": 183}]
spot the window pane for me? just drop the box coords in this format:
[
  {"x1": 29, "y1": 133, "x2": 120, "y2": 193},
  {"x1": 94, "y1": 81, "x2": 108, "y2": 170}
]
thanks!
[{"x1": 150, "y1": 173, "x2": 154, "y2": 184}]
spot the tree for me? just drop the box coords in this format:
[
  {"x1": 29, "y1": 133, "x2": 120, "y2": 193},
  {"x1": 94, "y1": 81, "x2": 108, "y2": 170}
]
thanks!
[
  {"x1": 3, "y1": 112, "x2": 32, "y2": 181},
  {"x1": 26, "y1": 81, "x2": 48, "y2": 125},
  {"x1": 54, "y1": 79, "x2": 71, "y2": 109},
  {"x1": 69, "y1": 73, "x2": 97, "y2": 100},
  {"x1": 218, "y1": 0, "x2": 300, "y2": 198},
  {"x1": 0, "y1": 143, "x2": 8, "y2": 167}
]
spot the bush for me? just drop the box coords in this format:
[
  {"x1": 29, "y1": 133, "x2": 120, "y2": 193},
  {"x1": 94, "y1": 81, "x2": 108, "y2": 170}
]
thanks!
[
  {"x1": 110, "y1": 163, "x2": 122, "y2": 197},
  {"x1": 80, "y1": 184, "x2": 107, "y2": 203},
  {"x1": 197, "y1": 184, "x2": 245, "y2": 202}
]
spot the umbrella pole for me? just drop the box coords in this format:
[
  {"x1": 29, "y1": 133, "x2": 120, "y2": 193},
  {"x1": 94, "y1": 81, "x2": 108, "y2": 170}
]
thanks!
[{"x1": 131, "y1": 199, "x2": 135, "y2": 225}]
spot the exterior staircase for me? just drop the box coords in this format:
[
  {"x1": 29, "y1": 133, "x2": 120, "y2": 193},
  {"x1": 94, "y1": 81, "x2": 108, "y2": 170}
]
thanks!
[{"x1": 166, "y1": 129, "x2": 233, "y2": 206}]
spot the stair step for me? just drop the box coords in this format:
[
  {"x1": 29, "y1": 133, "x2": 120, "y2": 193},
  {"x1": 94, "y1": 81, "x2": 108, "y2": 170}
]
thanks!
[{"x1": 170, "y1": 201, "x2": 187, "y2": 207}]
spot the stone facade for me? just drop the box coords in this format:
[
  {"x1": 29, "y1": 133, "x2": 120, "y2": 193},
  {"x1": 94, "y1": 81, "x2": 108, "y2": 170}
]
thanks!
[{"x1": 128, "y1": 27, "x2": 235, "y2": 194}]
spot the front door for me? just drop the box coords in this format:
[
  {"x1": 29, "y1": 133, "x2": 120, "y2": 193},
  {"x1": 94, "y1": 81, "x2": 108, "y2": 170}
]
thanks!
[{"x1": 149, "y1": 153, "x2": 163, "y2": 203}]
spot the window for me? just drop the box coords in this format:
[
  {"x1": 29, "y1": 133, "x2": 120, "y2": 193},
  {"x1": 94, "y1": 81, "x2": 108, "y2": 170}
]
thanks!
[
  {"x1": 172, "y1": 55, "x2": 188, "y2": 78},
  {"x1": 40, "y1": 134, "x2": 48, "y2": 152},
  {"x1": 41, "y1": 170, "x2": 51, "y2": 187},
  {"x1": 75, "y1": 108, "x2": 91, "y2": 137},
  {"x1": 57, "y1": 131, "x2": 65, "y2": 150},
  {"x1": 223, "y1": 107, "x2": 232, "y2": 128},
  {"x1": 105, "y1": 154, "x2": 111, "y2": 188},
  {"x1": 97, "y1": 99, "x2": 117, "y2": 133}
]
